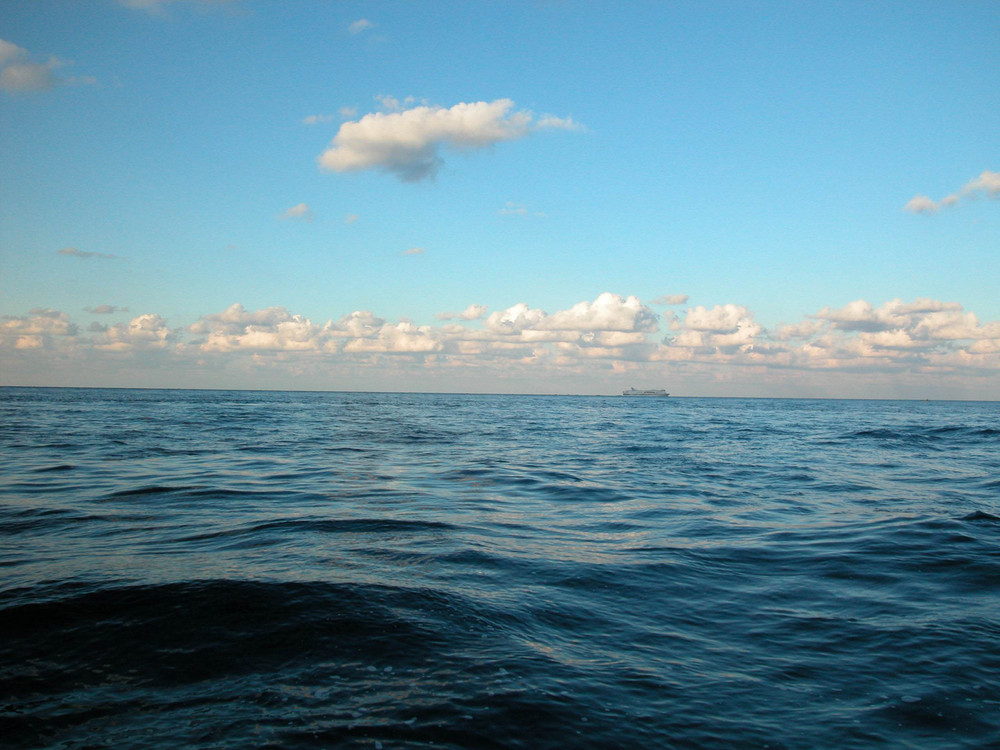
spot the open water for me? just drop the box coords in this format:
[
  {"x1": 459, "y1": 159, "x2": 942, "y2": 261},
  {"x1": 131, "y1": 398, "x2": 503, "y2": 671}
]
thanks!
[{"x1": 1, "y1": 387, "x2": 999, "y2": 749}]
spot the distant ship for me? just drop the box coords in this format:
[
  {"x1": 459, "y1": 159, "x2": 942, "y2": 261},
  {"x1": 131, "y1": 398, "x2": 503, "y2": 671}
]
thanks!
[{"x1": 622, "y1": 387, "x2": 669, "y2": 397}]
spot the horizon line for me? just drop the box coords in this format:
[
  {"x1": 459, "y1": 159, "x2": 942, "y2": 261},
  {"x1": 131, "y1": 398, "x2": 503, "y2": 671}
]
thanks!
[{"x1": 0, "y1": 384, "x2": 994, "y2": 403}]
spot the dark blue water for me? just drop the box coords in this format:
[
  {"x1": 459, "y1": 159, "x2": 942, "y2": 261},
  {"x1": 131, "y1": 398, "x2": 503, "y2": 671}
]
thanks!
[{"x1": 2, "y1": 388, "x2": 998, "y2": 749}]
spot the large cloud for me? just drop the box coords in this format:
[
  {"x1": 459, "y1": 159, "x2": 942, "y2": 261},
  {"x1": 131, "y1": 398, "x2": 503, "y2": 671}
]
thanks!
[
  {"x1": 0, "y1": 309, "x2": 78, "y2": 349},
  {"x1": 318, "y1": 99, "x2": 579, "y2": 181},
  {"x1": 670, "y1": 305, "x2": 761, "y2": 352},
  {"x1": 813, "y1": 298, "x2": 964, "y2": 332},
  {"x1": 190, "y1": 304, "x2": 321, "y2": 352},
  {"x1": 94, "y1": 314, "x2": 175, "y2": 351},
  {"x1": 539, "y1": 293, "x2": 658, "y2": 332}
]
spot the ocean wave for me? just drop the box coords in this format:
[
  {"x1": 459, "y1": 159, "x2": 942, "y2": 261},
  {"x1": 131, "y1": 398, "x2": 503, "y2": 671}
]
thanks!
[{"x1": 2, "y1": 389, "x2": 999, "y2": 749}]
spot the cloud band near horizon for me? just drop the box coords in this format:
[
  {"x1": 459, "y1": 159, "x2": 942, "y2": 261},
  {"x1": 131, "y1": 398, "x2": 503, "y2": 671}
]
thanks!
[{"x1": 4, "y1": 293, "x2": 999, "y2": 395}]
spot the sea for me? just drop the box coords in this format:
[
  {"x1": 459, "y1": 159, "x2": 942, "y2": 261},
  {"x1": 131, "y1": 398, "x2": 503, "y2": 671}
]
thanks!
[{"x1": 1, "y1": 387, "x2": 998, "y2": 749}]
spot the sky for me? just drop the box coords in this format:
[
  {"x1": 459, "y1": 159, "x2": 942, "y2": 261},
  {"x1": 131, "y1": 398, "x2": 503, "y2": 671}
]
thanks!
[{"x1": 1, "y1": 0, "x2": 998, "y2": 398}]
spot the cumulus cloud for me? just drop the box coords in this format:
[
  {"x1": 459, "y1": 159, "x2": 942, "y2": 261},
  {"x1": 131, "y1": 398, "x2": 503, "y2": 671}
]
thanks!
[
  {"x1": 965, "y1": 170, "x2": 1000, "y2": 197},
  {"x1": 4, "y1": 295, "x2": 999, "y2": 395},
  {"x1": 438, "y1": 304, "x2": 488, "y2": 321},
  {"x1": 188, "y1": 304, "x2": 322, "y2": 353},
  {"x1": 318, "y1": 99, "x2": 580, "y2": 181},
  {"x1": 813, "y1": 298, "x2": 964, "y2": 333},
  {"x1": 1, "y1": 309, "x2": 78, "y2": 350},
  {"x1": 348, "y1": 19, "x2": 374, "y2": 34},
  {"x1": 459, "y1": 304, "x2": 488, "y2": 321},
  {"x1": 189, "y1": 303, "x2": 295, "y2": 336},
  {"x1": 670, "y1": 304, "x2": 762, "y2": 352},
  {"x1": 279, "y1": 203, "x2": 315, "y2": 221},
  {"x1": 683, "y1": 304, "x2": 750, "y2": 333},
  {"x1": 485, "y1": 303, "x2": 549, "y2": 335},
  {"x1": 94, "y1": 314, "x2": 175, "y2": 351},
  {"x1": 540, "y1": 293, "x2": 658, "y2": 332},
  {"x1": 903, "y1": 195, "x2": 944, "y2": 215},
  {"x1": 58, "y1": 247, "x2": 121, "y2": 260},
  {"x1": 904, "y1": 170, "x2": 1000, "y2": 214},
  {"x1": 343, "y1": 321, "x2": 440, "y2": 353}
]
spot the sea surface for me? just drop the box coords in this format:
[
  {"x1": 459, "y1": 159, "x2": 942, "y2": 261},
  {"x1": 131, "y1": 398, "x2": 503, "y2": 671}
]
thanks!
[{"x1": 1, "y1": 387, "x2": 999, "y2": 749}]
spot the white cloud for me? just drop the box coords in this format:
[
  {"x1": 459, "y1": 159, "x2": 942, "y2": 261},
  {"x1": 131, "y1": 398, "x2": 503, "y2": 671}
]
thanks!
[
  {"x1": 536, "y1": 114, "x2": 582, "y2": 131},
  {"x1": 438, "y1": 304, "x2": 488, "y2": 321},
  {"x1": 94, "y1": 314, "x2": 175, "y2": 351},
  {"x1": 776, "y1": 319, "x2": 826, "y2": 340},
  {"x1": 403, "y1": 247, "x2": 425, "y2": 255},
  {"x1": 85, "y1": 305, "x2": 127, "y2": 315},
  {"x1": 540, "y1": 293, "x2": 658, "y2": 332},
  {"x1": 965, "y1": 170, "x2": 1000, "y2": 197},
  {"x1": 279, "y1": 203, "x2": 315, "y2": 221},
  {"x1": 302, "y1": 114, "x2": 334, "y2": 125},
  {"x1": 339, "y1": 106, "x2": 358, "y2": 119},
  {"x1": 345, "y1": 213, "x2": 359, "y2": 224},
  {"x1": 683, "y1": 304, "x2": 749, "y2": 333},
  {"x1": 903, "y1": 195, "x2": 941, "y2": 215},
  {"x1": 0, "y1": 38, "x2": 95, "y2": 95},
  {"x1": 329, "y1": 310, "x2": 385, "y2": 338},
  {"x1": 669, "y1": 304, "x2": 761, "y2": 353},
  {"x1": 485, "y1": 303, "x2": 548, "y2": 335},
  {"x1": 0, "y1": 309, "x2": 79, "y2": 349},
  {"x1": 459, "y1": 304, "x2": 488, "y2": 321},
  {"x1": 58, "y1": 247, "x2": 121, "y2": 260},
  {"x1": 0, "y1": 58, "x2": 57, "y2": 94},
  {"x1": 904, "y1": 170, "x2": 999, "y2": 214},
  {"x1": 348, "y1": 19, "x2": 374, "y2": 34},
  {"x1": 375, "y1": 94, "x2": 421, "y2": 112},
  {"x1": 190, "y1": 304, "x2": 320, "y2": 352},
  {"x1": 813, "y1": 298, "x2": 964, "y2": 333},
  {"x1": 4, "y1": 295, "x2": 999, "y2": 397},
  {"x1": 189, "y1": 303, "x2": 296, "y2": 335},
  {"x1": 318, "y1": 99, "x2": 580, "y2": 182},
  {"x1": 343, "y1": 321, "x2": 440, "y2": 353}
]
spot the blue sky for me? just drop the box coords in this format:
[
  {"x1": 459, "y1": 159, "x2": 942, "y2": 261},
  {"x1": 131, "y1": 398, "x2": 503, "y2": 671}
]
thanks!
[{"x1": 1, "y1": 0, "x2": 998, "y2": 397}]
